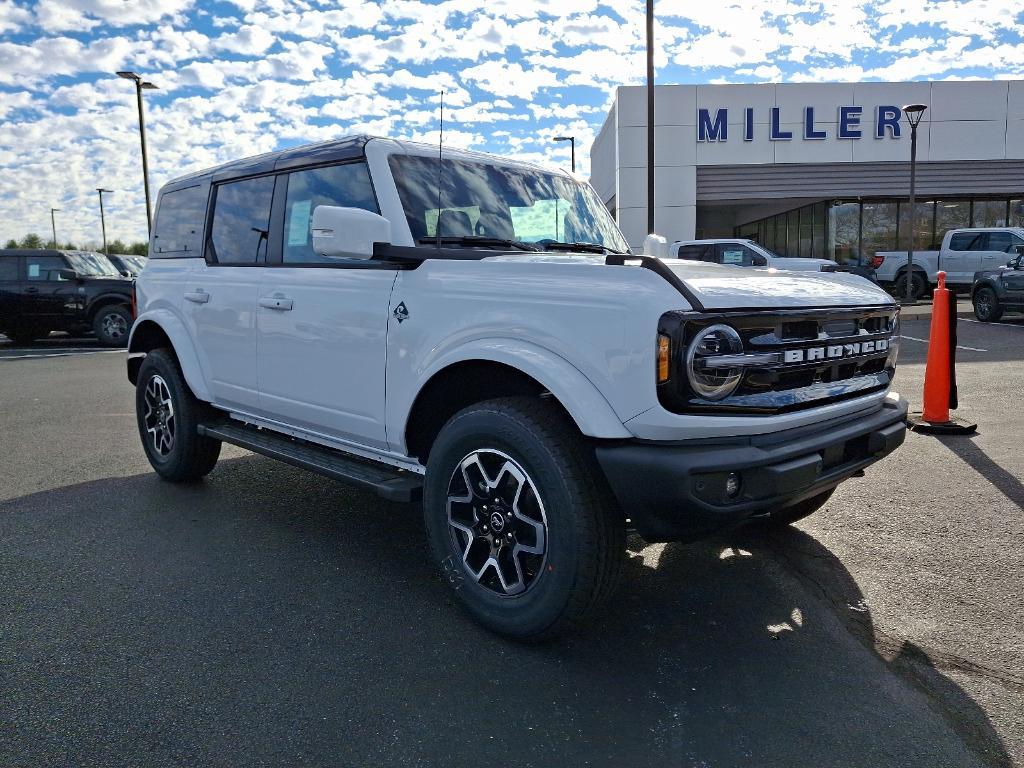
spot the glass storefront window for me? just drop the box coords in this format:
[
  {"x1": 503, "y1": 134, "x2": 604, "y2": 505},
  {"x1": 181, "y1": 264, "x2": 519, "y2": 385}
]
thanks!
[
  {"x1": 812, "y1": 202, "x2": 826, "y2": 258},
  {"x1": 861, "y1": 202, "x2": 897, "y2": 262},
  {"x1": 935, "y1": 200, "x2": 970, "y2": 243},
  {"x1": 765, "y1": 217, "x2": 776, "y2": 251},
  {"x1": 798, "y1": 205, "x2": 813, "y2": 258},
  {"x1": 972, "y1": 200, "x2": 1008, "y2": 227},
  {"x1": 898, "y1": 200, "x2": 935, "y2": 251},
  {"x1": 829, "y1": 202, "x2": 860, "y2": 265},
  {"x1": 786, "y1": 211, "x2": 798, "y2": 257},
  {"x1": 1011, "y1": 199, "x2": 1024, "y2": 228}
]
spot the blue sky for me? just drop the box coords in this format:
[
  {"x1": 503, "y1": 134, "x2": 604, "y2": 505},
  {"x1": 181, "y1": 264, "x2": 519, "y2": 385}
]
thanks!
[{"x1": 1, "y1": 0, "x2": 1022, "y2": 245}]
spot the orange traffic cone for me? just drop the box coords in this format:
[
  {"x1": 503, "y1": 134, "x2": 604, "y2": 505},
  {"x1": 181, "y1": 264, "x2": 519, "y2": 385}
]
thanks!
[{"x1": 908, "y1": 271, "x2": 976, "y2": 435}]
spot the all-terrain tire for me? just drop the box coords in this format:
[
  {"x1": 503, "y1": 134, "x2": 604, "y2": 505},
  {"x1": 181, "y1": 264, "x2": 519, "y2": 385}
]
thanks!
[
  {"x1": 766, "y1": 488, "x2": 835, "y2": 527},
  {"x1": 424, "y1": 397, "x2": 625, "y2": 640},
  {"x1": 136, "y1": 348, "x2": 221, "y2": 482}
]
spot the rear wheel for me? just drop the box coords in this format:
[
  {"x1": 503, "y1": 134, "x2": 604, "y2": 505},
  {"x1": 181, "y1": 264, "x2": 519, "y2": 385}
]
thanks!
[
  {"x1": 424, "y1": 397, "x2": 625, "y2": 640},
  {"x1": 93, "y1": 304, "x2": 132, "y2": 346},
  {"x1": 893, "y1": 270, "x2": 927, "y2": 301},
  {"x1": 766, "y1": 488, "x2": 835, "y2": 527},
  {"x1": 136, "y1": 348, "x2": 221, "y2": 482},
  {"x1": 973, "y1": 287, "x2": 1003, "y2": 322}
]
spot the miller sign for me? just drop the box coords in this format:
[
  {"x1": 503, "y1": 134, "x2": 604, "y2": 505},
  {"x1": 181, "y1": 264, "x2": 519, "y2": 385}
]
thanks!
[{"x1": 697, "y1": 106, "x2": 907, "y2": 142}]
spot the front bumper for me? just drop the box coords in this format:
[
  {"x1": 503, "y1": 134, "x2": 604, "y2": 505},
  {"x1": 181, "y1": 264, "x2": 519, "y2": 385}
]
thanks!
[{"x1": 595, "y1": 397, "x2": 907, "y2": 542}]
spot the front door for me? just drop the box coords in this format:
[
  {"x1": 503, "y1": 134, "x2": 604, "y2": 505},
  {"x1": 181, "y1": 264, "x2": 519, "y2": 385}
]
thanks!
[
  {"x1": 256, "y1": 161, "x2": 397, "y2": 449},
  {"x1": 21, "y1": 253, "x2": 77, "y2": 328},
  {"x1": 180, "y1": 175, "x2": 275, "y2": 413},
  {"x1": 0, "y1": 257, "x2": 20, "y2": 330}
]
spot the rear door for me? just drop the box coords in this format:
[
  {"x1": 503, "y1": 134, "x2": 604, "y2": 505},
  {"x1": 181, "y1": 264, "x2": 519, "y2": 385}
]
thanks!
[
  {"x1": 180, "y1": 176, "x2": 274, "y2": 413},
  {"x1": 257, "y1": 161, "x2": 398, "y2": 449},
  {"x1": 942, "y1": 232, "x2": 986, "y2": 286}
]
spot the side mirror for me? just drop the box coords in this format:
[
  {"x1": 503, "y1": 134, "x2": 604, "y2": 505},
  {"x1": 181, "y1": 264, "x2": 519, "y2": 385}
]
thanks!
[
  {"x1": 57, "y1": 268, "x2": 78, "y2": 281},
  {"x1": 311, "y1": 205, "x2": 391, "y2": 260},
  {"x1": 751, "y1": 255, "x2": 768, "y2": 266}
]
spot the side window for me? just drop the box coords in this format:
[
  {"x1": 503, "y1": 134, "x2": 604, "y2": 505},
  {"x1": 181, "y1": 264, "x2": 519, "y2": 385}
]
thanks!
[
  {"x1": 210, "y1": 176, "x2": 276, "y2": 265},
  {"x1": 677, "y1": 244, "x2": 714, "y2": 261},
  {"x1": 282, "y1": 163, "x2": 378, "y2": 264},
  {"x1": 718, "y1": 244, "x2": 758, "y2": 266},
  {"x1": 986, "y1": 232, "x2": 1013, "y2": 253},
  {"x1": 948, "y1": 232, "x2": 982, "y2": 251},
  {"x1": 0, "y1": 258, "x2": 18, "y2": 280},
  {"x1": 25, "y1": 255, "x2": 68, "y2": 281},
  {"x1": 152, "y1": 185, "x2": 208, "y2": 255}
]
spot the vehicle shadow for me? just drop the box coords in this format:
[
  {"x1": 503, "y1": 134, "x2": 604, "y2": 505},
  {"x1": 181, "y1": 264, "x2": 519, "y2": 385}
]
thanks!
[
  {"x1": 935, "y1": 435, "x2": 1024, "y2": 510},
  {"x1": 0, "y1": 456, "x2": 1011, "y2": 768}
]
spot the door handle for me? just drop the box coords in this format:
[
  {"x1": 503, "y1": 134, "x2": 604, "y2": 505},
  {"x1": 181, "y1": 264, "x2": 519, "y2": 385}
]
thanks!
[
  {"x1": 25, "y1": 287, "x2": 39, "y2": 293},
  {"x1": 259, "y1": 296, "x2": 294, "y2": 311},
  {"x1": 184, "y1": 290, "x2": 210, "y2": 304}
]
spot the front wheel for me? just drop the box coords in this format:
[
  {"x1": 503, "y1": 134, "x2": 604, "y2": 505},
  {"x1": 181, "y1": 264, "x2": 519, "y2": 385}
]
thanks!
[
  {"x1": 973, "y1": 287, "x2": 1003, "y2": 322},
  {"x1": 136, "y1": 348, "x2": 221, "y2": 482},
  {"x1": 424, "y1": 397, "x2": 625, "y2": 640},
  {"x1": 93, "y1": 304, "x2": 132, "y2": 346}
]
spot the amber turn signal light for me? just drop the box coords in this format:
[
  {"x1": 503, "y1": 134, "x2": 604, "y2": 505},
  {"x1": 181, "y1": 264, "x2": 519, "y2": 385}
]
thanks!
[{"x1": 657, "y1": 334, "x2": 671, "y2": 383}]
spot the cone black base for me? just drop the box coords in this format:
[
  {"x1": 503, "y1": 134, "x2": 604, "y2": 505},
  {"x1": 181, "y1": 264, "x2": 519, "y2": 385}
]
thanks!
[{"x1": 907, "y1": 412, "x2": 978, "y2": 435}]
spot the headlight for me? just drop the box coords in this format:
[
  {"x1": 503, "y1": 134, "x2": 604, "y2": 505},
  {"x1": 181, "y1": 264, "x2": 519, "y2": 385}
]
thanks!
[
  {"x1": 686, "y1": 324, "x2": 744, "y2": 401},
  {"x1": 886, "y1": 313, "x2": 901, "y2": 370}
]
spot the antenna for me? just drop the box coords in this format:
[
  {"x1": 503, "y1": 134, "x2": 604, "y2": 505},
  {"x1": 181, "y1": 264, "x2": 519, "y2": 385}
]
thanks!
[{"x1": 436, "y1": 88, "x2": 445, "y2": 249}]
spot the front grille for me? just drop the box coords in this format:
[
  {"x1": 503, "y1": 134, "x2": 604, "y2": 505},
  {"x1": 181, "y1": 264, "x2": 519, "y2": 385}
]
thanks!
[{"x1": 657, "y1": 306, "x2": 899, "y2": 414}]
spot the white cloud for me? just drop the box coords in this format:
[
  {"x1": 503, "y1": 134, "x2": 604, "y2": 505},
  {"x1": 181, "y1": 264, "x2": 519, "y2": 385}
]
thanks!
[
  {"x1": 212, "y1": 24, "x2": 276, "y2": 56},
  {"x1": 0, "y1": 0, "x2": 32, "y2": 34}
]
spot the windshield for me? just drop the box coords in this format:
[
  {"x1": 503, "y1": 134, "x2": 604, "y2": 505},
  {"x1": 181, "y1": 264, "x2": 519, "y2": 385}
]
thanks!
[
  {"x1": 389, "y1": 155, "x2": 629, "y2": 253},
  {"x1": 115, "y1": 255, "x2": 147, "y2": 272},
  {"x1": 65, "y1": 252, "x2": 121, "y2": 276}
]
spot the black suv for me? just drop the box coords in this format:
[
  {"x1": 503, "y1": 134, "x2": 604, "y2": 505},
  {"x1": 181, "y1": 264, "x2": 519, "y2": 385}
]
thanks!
[
  {"x1": 972, "y1": 246, "x2": 1024, "y2": 322},
  {"x1": 0, "y1": 249, "x2": 134, "y2": 345}
]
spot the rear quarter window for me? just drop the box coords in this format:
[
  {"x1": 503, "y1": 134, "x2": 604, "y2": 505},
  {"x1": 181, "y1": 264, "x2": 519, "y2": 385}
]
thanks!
[
  {"x1": 152, "y1": 184, "x2": 208, "y2": 256},
  {"x1": 0, "y1": 257, "x2": 18, "y2": 280},
  {"x1": 948, "y1": 232, "x2": 984, "y2": 251}
]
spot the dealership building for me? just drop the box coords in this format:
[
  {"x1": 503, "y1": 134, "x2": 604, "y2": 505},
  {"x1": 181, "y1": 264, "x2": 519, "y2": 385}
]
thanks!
[{"x1": 590, "y1": 80, "x2": 1024, "y2": 262}]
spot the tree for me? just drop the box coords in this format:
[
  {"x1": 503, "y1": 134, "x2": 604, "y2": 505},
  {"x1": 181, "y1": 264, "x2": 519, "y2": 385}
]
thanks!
[
  {"x1": 128, "y1": 241, "x2": 149, "y2": 256},
  {"x1": 19, "y1": 233, "x2": 43, "y2": 249},
  {"x1": 4, "y1": 239, "x2": 17, "y2": 248},
  {"x1": 107, "y1": 239, "x2": 127, "y2": 254}
]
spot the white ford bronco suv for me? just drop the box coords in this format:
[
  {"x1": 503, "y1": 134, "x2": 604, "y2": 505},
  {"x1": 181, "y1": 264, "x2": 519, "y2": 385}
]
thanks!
[{"x1": 128, "y1": 136, "x2": 907, "y2": 639}]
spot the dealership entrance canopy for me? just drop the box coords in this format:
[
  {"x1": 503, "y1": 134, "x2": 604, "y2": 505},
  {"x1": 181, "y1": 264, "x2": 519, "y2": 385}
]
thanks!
[{"x1": 590, "y1": 80, "x2": 1024, "y2": 263}]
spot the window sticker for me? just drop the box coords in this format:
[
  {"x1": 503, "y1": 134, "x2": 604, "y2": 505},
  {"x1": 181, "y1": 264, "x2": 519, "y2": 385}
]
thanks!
[
  {"x1": 28, "y1": 263, "x2": 40, "y2": 278},
  {"x1": 288, "y1": 200, "x2": 312, "y2": 246},
  {"x1": 722, "y1": 249, "x2": 745, "y2": 265}
]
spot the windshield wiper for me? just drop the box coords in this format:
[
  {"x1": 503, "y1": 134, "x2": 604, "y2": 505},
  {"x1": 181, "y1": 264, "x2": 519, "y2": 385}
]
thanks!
[
  {"x1": 417, "y1": 236, "x2": 539, "y2": 252},
  {"x1": 537, "y1": 240, "x2": 629, "y2": 256}
]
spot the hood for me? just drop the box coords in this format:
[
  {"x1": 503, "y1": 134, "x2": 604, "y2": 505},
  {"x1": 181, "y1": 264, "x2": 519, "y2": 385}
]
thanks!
[{"x1": 660, "y1": 259, "x2": 892, "y2": 309}]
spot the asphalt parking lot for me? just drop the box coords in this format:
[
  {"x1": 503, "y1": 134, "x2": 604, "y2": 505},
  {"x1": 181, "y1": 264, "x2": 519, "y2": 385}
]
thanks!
[{"x1": 1, "y1": 311, "x2": 1022, "y2": 768}]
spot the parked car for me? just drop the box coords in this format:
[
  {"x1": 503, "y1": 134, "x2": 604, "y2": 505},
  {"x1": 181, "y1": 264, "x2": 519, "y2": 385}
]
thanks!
[
  {"x1": 127, "y1": 136, "x2": 906, "y2": 639},
  {"x1": 0, "y1": 249, "x2": 134, "y2": 345},
  {"x1": 876, "y1": 227, "x2": 1024, "y2": 299},
  {"x1": 107, "y1": 254, "x2": 148, "y2": 277},
  {"x1": 971, "y1": 245, "x2": 1024, "y2": 321},
  {"x1": 670, "y1": 238, "x2": 842, "y2": 273}
]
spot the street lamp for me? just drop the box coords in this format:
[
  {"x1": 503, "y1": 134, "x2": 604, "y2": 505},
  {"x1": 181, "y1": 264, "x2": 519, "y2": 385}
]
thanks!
[
  {"x1": 902, "y1": 103, "x2": 928, "y2": 304},
  {"x1": 553, "y1": 136, "x2": 575, "y2": 173},
  {"x1": 96, "y1": 188, "x2": 114, "y2": 254},
  {"x1": 50, "y1": 208, "x2": 60, "y2": 249},
  {"x1": 117, "y1": 70, "x2": 158, "y2": 236}
]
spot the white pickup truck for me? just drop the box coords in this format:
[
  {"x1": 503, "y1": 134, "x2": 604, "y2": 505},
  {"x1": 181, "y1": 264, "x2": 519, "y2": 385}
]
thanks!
[
  {"x1": 670, "y1": 238, "x2": 839, "y2": 273},
  {"x1": 876, "y1": 227, "x2": 1024, "y2": 298},
  {"x1": 127, "y1": 136, "x2": 906, "y2": 639}
]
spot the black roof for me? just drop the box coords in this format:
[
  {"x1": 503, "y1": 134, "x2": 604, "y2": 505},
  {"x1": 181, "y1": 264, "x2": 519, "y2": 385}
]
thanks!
[{"x1": 164, "y1": 135, "x2": 371, "y2": 192}]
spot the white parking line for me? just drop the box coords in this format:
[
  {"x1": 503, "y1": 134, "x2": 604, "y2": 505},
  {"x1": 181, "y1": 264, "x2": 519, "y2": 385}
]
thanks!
[
  {"x1": 962, "y1": 318, "x2": 1024, "y2": 328},
  {"x1": 902, "y1": 335, "x2": 988, "y2": 353}
]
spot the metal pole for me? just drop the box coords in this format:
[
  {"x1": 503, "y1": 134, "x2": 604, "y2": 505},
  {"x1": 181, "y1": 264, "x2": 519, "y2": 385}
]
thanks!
[
  {"x1": 906, "y1": 123, "x2": 917, "y2": 303},
  {"x1": 50, "y1": 208, "x2": 58, "y2": 248},
  {"x1": 646, "y1": 0, "x2": 655, "y2": 234},
  {"x1": 135, "y1": 80, "x2": 153, "y2": 235},
  {"x1": 98, "y1": 190, "x2": 109, "y2": 255},
  {"x1": 570, "y1": 137, "x2": 576, "y2": 174}
]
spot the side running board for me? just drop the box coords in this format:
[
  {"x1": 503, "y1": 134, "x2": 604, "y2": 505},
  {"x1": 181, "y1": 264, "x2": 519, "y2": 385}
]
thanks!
[{"x1": 198, "y1": 421, "x2": 423, "y2": 503}]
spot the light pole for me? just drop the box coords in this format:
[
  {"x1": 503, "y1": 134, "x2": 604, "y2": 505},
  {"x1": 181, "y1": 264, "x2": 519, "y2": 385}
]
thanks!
[
  {"x1": 117, "y1": 71, "x2": 158, "y2": 236},
  {"x1": 553, "y1": 136, "x2": 575, "y2": 173},
  {"x1": 50, "y1": 208, "x2": 60, "y2": 249},
  {"x1": 97, "y1": 188, "x2": 113, "y2": 254},
  {"x1": 902, "y1": 103, "x2": 928, "y2": 304},
  {"x1": 646, "y1": 0, "x2": 655, "y2": 234}
]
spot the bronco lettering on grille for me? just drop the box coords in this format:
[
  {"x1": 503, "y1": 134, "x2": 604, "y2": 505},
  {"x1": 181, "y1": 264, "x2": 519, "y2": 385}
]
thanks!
[{"x1": 782, "y1": 338, "x2": 889, "y2": 364}]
